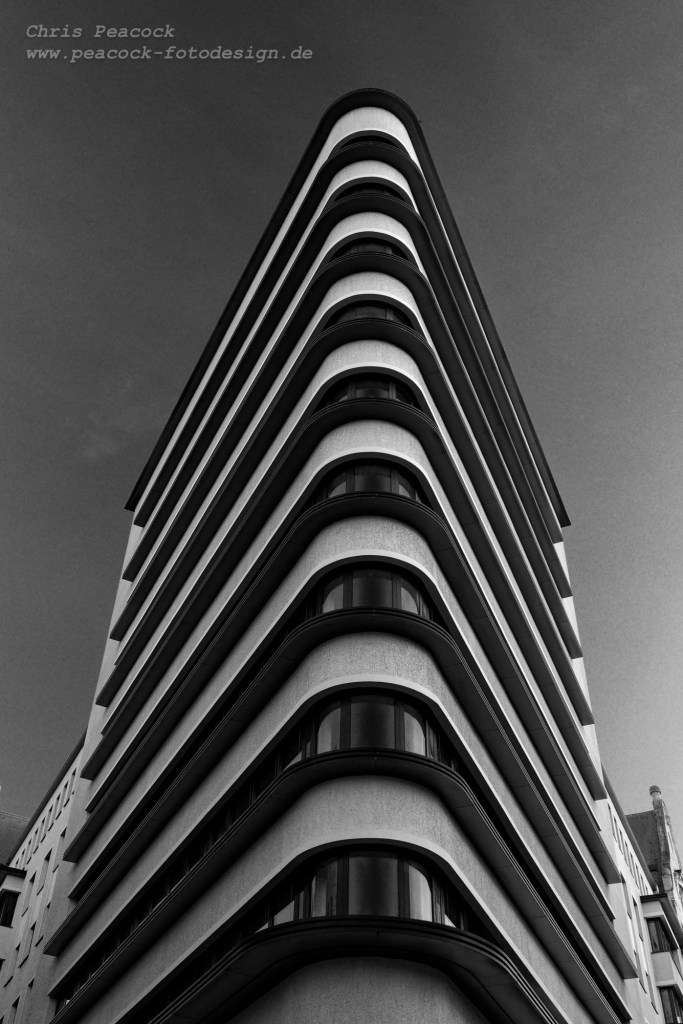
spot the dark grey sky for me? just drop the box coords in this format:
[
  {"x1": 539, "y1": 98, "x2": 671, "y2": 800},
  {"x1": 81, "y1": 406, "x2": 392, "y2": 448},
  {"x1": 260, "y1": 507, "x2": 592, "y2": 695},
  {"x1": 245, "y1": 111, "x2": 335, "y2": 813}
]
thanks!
[{"x1": 2, "y1": 0, "x2": 682, "y2": 835}]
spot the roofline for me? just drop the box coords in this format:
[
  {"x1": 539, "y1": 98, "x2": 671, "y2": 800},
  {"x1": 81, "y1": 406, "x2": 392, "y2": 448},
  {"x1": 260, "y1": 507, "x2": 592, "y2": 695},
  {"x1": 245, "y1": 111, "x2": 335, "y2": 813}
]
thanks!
[
  {"x1": 124, "y1": 88, "x2": 569, "y2": 528},
  {"x1": 6, "y1": 730, "x2": 86, "y2": 864},
  {"x1": 603, "y1": 769, "x2": 657, "y2": 891}
]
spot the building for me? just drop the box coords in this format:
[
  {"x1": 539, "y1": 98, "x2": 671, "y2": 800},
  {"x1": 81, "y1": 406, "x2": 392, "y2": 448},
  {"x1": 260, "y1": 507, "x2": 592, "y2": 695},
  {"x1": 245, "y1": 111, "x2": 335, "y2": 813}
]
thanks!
[
  {"x1": 0, "y1": 736, "x2": 83, "y2": 1023},
  {"x1": 1, "y1": 88, "x2": 682, "y2": 1024},
  {"x1": 629, "y1": 788, "x2": 683, "y2": 929}
]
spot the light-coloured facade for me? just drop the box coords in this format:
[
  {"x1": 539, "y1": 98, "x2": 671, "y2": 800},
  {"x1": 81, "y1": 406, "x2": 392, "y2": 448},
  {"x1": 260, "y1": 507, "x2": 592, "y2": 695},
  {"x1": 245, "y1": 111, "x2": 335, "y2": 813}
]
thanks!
[
  {"x1": 0, "y1": 737, "x2": 82, "y2": 1022},
  {"x1": 1, "y1": 89, "x2": 680, "y2": 1024}
]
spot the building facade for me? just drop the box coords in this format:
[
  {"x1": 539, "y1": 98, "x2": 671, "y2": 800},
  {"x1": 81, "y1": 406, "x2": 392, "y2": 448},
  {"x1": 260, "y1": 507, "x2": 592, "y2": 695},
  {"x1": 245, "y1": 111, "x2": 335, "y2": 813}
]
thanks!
[{"x1": 2, "y1": 89, "x2": 682, "y2": 1024}]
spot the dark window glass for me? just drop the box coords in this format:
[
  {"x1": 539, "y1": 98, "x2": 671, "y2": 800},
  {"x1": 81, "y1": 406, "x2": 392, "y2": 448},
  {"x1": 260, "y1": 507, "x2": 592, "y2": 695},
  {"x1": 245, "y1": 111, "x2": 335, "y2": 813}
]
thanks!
[
  {"x1": 319, "y1": 374, "x2": 417, "y2": 408},
  {"x1": 327, "y1": 303, "x2": 410, "y2": 328},
  {"x1": 314, "y1": 565, "x2": 433, "y2": 622},
  {"x1": 55, "y1": 681, "x2": 468, "y2": 1015},
  {"x1": 648, "y1": 917, "x2": 672, "y2": 953},
  {"x1": 349, "y1": 854, "x2": 399, "y2": 916},
  {"x1": 339, "y1": 135, "x2": 398, "y2": 149},
  {"x1": 0, "y1": 891, "x2": 18, "y2": 928},
  {"x1": 336, "y1": 183, "x2": 403, "y2": 202},
  {"x1": 314, "y1": 460, "x2": 426, "y2": 505},
  {"x1": 68, "y1": 842, "x2": 480, "y2": 1021},
  {"x1": 400, "y1": 576, "x2": 424, "y2": 616},
  {"x1": 661, "y1": 988, "x2": 683, "y2": 1024},
  {"x1": 354, "y1": 463, "x2": 391, "y2": 492},
  {"x1": 326, "y1": 470, "x2": 348, "y2": 497},
  {"x1": 403, "y1": 705, "x2": 427, "y2": 756},
  {"x1": 350, "y1": 695, "x2": 395, "y2": 748},
  {"x1": 408, "y1": 861, "x2": 433, "y2": 921},
  {"x1": 311, "y1": 860, "x2": 339, "y2": 917},
  {"x1": 317, "y1": 704, "x2": 342, "y2": 753},
  {"x1": 321, "y1": 575, "x2": 344, "y2": 613},
  {"x1": 335, "y1": 238, "x2": 405, "y2": 260},
  {"x1": 352, "y1": 568, "x2": 393, "y2": 608},
  {"x1": 354, "y1": 376, "x2": 391, "y2": 399}
]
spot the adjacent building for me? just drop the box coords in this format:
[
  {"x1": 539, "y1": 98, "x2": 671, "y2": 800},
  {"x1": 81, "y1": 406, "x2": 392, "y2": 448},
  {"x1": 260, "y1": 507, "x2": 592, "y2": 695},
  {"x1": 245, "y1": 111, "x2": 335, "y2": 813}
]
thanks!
[{"x1": 1, "y1": 89, "x2": 681, "y2": 1024}]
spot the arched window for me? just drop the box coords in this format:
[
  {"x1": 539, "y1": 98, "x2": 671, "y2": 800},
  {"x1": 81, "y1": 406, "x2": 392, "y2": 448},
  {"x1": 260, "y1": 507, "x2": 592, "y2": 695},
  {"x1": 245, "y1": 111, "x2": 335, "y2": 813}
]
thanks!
[
  {"x1": 339, "y1": 134, "x2": 399, "y2": 150},
  {"x1": 333, "y1": 237, "x2": 406, "y2": 260},
  {"x1": 248, "y1": 847, "x2": 477, "y2": 933},
  {"x1": 305, "y1": 565, "x2": 434, "y2": 621},
  {"x1": 319, "y1": 373, "x2": 417, "y2": 408},
  {"x1": 55, "y1": 685, "x2": 467, "y2": 1014},
  {"x1": 326, "y1": 302, "x2": 410, "y2": 328},
  {"x1": 313, "y1": 460, "x2": 427, "y2": 505},
  {"x1": 336, "y1": 183, "x2": 404, "y2": 202},
  {"x1": 122, "y1": 848, "x2": 487, "y2": 1024}
]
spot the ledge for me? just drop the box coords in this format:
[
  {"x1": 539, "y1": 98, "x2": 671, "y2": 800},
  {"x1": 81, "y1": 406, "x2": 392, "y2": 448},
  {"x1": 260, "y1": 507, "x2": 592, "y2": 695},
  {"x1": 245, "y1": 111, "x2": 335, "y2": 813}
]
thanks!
[
  {"x1": 125, "y1": 90, "x2": 568, "y2": 537},
  {"x1": 50, "y1": 918, "x2": 622, "y2": 1024},
  {"x1": 50, "y1": 752, "x2": 629, "y2": 1000}
]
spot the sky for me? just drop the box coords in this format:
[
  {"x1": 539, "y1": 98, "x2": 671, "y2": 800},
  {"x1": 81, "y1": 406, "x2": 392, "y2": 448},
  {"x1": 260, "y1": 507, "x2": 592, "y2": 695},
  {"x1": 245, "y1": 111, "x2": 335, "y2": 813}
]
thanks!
[{"x1": 2, "y1": 0, "x2": 682, "y2": 838}]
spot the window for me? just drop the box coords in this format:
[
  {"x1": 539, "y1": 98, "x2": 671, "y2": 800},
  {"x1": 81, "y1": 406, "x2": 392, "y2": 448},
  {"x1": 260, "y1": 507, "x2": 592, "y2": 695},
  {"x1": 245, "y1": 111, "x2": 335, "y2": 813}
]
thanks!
[
  {"x1": 334, "y1": 237, "x2": 406, "y2": 260},
  {"x1": 0, "y1": 892, "x2": 19, "y2": 928},
  {"x1": 326, "y1": 302, "x2": 410, "y2": 328},
  {"x1": 62, "y1": 846, "x2": 484, "y2": 1022},
  {"x1": 21, "y1": 875, "x2": 35, "y2": 917},
  {"x1": 319, "y1": 373, "x2": 418, "y2": 410},
  {"x1": 22, "y1": 924, "x2": 35, "y2": 963},
  {"x1": 335, "y1": 183, "x2": 404, "y2": 202},
  {"x1": 304, "y1": 564, "x2": 435, "y2": 622},
  {"x1": 339, "y1": 134, "x2": 399, "y2": 150},
  {"x1": 245, "y1": 847, "x2": 479, "y2": 935},
  {"x1": 313, "y1": 460, "x2": 427, "y2": 505},
  {"x1": 6, "y1": 944, "x2": 19, "y2": 984},
  {"x1": 37, "y1": 852, "x2": 51, "y2": 894},
  {"x1": 661, "y1": 987, "x2": 683, "y2": 1024},
  {"x1": 51, "y1": 690, "x2": 467, "y2": 1013},
  {"x1": 648, "y1": 917, "x2": 672, "y2": 953},
  {"x1": 8, "y1": 1000, "x2": 18, "y2": 1024}
]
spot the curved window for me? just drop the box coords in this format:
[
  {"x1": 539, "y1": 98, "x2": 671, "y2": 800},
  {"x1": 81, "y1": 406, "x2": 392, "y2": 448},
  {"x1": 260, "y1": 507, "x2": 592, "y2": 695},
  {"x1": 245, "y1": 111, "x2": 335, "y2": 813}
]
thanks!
[
  {"x1": 246, "y1": 847, "x2": 478, "y2": 933},
  {"x1": 327, "y1": 302, "x2": 410, "y2": 328},
  {"x1": 305, "y1": 565, "x2": 434, "y2": 621},
  {"x1": 334, "y1": 237, "x2": 406, "y2": 260},
  {"x1": 339, "y1": 134, "x2": 399, "y2": 150},
  {"x1": 124, "y1": 848, "x2": 485, "y2": 1024},
  {"x1": 319, "y1": 373, "x2": 417, "y2": 408},
  {"x1": 54, "y1": 689, "x2": 466, "y2": 1014},
  {"x1": 336, "y1": 182, "x2": 404, "y2": 202},
  {"x1": 314, "y1": 461, "x2": 427, "y2": 506}
]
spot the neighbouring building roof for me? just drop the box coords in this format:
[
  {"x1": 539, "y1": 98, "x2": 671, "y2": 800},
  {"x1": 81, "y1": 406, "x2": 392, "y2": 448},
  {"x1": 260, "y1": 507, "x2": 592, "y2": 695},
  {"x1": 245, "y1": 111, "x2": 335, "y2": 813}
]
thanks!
[{"x1": 0, "y1": 810, "x2": 29, "y2": 864}]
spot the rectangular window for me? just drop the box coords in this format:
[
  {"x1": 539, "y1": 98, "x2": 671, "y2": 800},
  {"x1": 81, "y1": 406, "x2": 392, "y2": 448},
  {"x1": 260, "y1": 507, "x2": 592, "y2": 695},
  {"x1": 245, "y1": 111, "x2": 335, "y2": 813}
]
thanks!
[
  {"x1": 661, "y1": 987, "x2": 683, "y2": 1023},
  {"x1": 0, "y1": 892, "x2": 19, "y2": 928},
  {"x1": 648, "y1": 917, "x2": 673, "y2": 952},
  {"x1": 6, "y1": 944, "x2": 20, "y2": 984},
  {"x1": 21, "y1": 875, "x2": 35, "y2": 917},
  {"x1": 634, "y1": 898, "x2": 644, "y2": 939},
  {"x1": 22, "y1": 924, "x2": 35, "y2": 963},
  {"x1": 623, "y1": 879, "x2": 632, "y2": 917},
  {"x1": 53, "y1": 829, "x2": 66, "y2": 873},
  {"x1": 37, "y1": 852, "x2": 50, "y2": 894}
]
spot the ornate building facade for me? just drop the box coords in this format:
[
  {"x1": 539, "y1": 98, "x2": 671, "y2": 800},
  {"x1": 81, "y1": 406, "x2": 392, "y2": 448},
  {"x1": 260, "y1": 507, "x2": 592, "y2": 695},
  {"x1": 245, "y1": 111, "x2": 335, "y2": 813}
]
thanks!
[{"x1": 1, "y1": 89, "x2": 681, "y2": 1024}]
